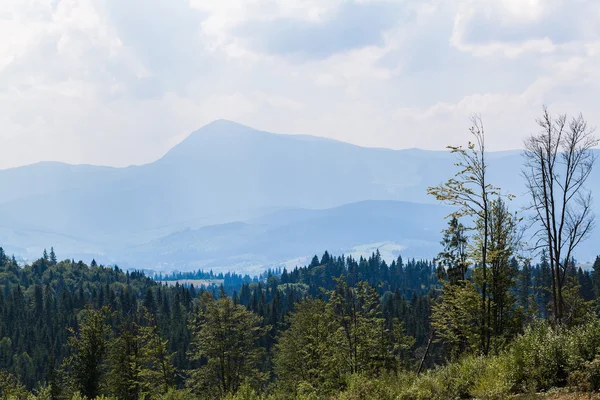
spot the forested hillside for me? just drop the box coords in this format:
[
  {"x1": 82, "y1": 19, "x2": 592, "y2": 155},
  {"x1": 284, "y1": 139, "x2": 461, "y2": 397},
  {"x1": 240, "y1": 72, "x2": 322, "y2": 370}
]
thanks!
[{"x1": 1, "y1": 245, "x2": 600, "y2": 399}]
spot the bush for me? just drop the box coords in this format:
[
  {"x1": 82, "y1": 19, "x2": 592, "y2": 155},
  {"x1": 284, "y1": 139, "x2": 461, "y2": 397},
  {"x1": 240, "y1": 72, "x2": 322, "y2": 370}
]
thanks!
[
  {"x1": 335, "y1": 373, "x2": 414, "y2": 400},
  {"x1": 563, "y1": 319, "x2": 600, "y2": 372},
  {"x1": 399, "y1": 354, "x2": 514, "y2": 400},
  {"x1": 398, "y1": 373, "x2": 445, "y2": 400},
  {"x1": 157, "y1": 388, "x2": 200, "y2": 400},
  {"x1": 509, "y1": 319, "x2": 600, "y2": 392},
  {"x1": 510, "y1": 321, "x2": 570, "y2": 391},
  {"x1": 312, "y1": 319, "x2": 600, "y2": 400},
  {"x1": 470, "y1": 355, "x2": 514, "y2": 400},
  {"x1": 568, "y1": 356, "x2": 600, "y2": 392},
  {"x1": 295, "y1": 381, "x2": 320, "y2": 400}
]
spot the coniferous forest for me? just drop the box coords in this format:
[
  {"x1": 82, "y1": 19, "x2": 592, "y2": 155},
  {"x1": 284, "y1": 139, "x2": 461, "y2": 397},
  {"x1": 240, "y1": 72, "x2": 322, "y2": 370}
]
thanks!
[{"x1": 2, "y1": 109, "x2": 600, "y2": 399}]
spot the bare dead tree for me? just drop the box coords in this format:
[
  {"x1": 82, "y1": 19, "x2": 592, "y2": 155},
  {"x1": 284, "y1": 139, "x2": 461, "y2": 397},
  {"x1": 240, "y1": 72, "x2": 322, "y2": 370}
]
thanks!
[{"x1": 522, "y1": 106, "x2": 598, "y2": 324}]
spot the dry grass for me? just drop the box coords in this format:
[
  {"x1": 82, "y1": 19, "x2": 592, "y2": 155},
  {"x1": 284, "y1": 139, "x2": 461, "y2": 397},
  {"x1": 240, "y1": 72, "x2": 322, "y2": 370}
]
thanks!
[{"x1": 516, "y1": 392, "x2": 600, "y2": 399}]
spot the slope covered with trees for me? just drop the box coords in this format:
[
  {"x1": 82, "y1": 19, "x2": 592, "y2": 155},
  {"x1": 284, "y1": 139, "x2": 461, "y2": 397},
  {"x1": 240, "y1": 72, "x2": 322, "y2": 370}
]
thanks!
[{"x1": 0, "y1": 245, "x2": 598, "y2": 399}]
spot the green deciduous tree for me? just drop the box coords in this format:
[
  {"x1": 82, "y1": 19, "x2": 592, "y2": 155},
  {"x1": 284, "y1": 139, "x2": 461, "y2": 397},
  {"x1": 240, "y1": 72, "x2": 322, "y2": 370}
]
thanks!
[
  {"x1": 187, "y1": 293, "x2": 268, "y2": 397},
  {"x1": 428, "y1": 117, "x2": 504, "y2": 355},
  {"x1": 431, "y1": 280, "x2": 482, "y2": 359}
]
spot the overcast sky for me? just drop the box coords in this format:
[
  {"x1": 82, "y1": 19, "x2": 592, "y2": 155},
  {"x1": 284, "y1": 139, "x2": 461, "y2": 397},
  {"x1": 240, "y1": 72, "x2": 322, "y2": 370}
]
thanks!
[{"x1": 1, "y1": 0, "x2": 599, "y2": 169}]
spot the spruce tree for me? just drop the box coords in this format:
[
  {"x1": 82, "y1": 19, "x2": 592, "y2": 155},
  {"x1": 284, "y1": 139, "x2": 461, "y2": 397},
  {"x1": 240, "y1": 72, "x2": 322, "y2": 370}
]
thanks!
[
  {"x1": 64, "y1": 307, "x2": 111, "y2": 399},
  {"x1": 592, "y1": 256, "x2": 600, "y2": 299},
  {"x1": 49, "y1": 247, "x2": 57, "y2": 265}
]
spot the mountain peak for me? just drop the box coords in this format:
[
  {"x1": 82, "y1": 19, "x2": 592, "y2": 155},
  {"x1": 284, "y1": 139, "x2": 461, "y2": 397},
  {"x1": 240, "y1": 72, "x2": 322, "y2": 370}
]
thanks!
[
  {"x1": 159, "y1": 119, "x2": 267, "y2": 162},
  {"x1": 202, "y1": 119, "x2": 254, "y2": 131}
]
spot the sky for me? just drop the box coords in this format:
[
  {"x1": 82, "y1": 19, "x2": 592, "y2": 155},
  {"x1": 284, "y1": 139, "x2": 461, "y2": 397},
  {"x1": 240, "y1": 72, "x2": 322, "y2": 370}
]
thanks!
[{"x1": 1, "y1": 0, "x2": 599, "y2": 169}]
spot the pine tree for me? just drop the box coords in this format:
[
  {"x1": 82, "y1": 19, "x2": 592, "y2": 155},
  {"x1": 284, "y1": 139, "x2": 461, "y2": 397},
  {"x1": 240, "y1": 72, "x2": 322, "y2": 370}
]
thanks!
[
  {"x1": 519, "y1": 261, "x2": 533, "y2": 310},
  {"x1": 274, "y1": 298, "x2": 334, "y2": 394},
  {"x1": 327, "y1": 279, "x2": 413, "y2": 377},
  {"x1": 49, "y1": 247, "x2": 57, "y2": 265},
  {"x1": 436, "y1": 217, "x2": 469, "y2": 284},
  {"x1": 137, "y1": 311, "x2": 175, "y2": 395},
  {"x1": 431, "y1": 280, "x2": 482, "y2": 359},
  {"x1": 106, "y1": 325, "x2": 141, "y2": 400},
  {"x1": 63, "y1": 307, "x2": 111, "y2": 399},
  {"x1": 592, "y1": 256, "x2": 600, "y2": 299},
  {"x1": 477, "y1": 198, "x2": 521, "y2": 352}
]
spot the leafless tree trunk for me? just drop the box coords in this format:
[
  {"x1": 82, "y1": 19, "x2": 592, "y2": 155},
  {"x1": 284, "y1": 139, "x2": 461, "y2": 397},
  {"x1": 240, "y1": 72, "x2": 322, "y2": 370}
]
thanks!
[
  {"x1": 523, "y1": 106, "x2": 598, "y2": 324},
  {"x1": 417, "y1": 328, "x2": 435, "y2": 375}
]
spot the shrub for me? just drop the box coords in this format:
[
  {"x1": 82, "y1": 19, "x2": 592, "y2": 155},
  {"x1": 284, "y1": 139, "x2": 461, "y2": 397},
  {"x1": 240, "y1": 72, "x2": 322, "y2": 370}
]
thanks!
[
  {"x1": 509, "y1": 319, "x2": 600, "y2": 392},
  {"x1": 509, "y1": 321, "x2": 570, "y2": 391},
  {"x1": 568, "y1": 356, "x2": 600, "y2": 392},
  {"x1": 223, "y1": 383, "x2": 265, "y2": 400},
  {"x1": 563, "y1": 318, "x2": 600, "y2": 372},
  {"x1": 157, "y1": 388, "x2": 200, "y2": 400},
  {"x1": 470, "y1": 354, "x2": 515, "y2": 400},
  {"x1": 335, "y1": 373, "x2": 414, "y2": 400}
]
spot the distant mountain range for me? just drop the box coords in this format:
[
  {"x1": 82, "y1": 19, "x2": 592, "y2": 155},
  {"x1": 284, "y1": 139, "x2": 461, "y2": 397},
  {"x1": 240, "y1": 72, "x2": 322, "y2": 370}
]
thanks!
[{"x1": 1, "y1": 120, "x2": 599, "y2": 272}]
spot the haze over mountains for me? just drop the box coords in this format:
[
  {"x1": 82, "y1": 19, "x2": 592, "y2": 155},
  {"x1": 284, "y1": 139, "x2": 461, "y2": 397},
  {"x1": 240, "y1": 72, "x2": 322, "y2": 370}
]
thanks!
[{"x1": 1, "y1": 120, "x2": 599, "y2": 273}]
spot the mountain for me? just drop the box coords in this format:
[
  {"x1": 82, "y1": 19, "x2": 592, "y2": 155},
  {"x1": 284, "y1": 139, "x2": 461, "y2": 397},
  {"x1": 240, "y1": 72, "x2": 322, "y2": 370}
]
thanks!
[
  {"x1": 1, "y1": 120, "x2": 599, "y2": 271},
  {"x1": 116, "y1": 200, "x2": 451, "y2": 274}
]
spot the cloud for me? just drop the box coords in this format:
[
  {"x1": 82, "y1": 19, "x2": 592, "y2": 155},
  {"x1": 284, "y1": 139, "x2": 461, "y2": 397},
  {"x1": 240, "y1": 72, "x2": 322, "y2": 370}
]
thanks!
[
  {"x1": 102, "y1": 0, "x2": 211, "y2": 95},
  {"x1": 451, "y1": 0, "x2": 600, "y2": 57},
  {"x1": 236, "y1": 1, "x2": 404, "y2": 60},
  {"x1": 0, "y1": 0, "x2": 599, "y2": 169}
]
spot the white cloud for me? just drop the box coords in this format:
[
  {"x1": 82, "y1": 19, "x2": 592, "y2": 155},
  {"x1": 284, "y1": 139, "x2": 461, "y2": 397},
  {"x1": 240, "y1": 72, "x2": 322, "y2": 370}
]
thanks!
[{"x1": 0, "y1": 0, "x2": 599, "y2": 169}]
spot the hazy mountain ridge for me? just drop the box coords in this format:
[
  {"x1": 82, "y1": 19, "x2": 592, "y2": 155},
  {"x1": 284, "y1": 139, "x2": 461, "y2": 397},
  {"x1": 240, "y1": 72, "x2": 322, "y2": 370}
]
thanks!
[
  {"x1": 119, "y1": 200, "x2": 451, "y2": 274},
  {"x1": 1, "y1": 120, "x2": 599, "y2": 271}
]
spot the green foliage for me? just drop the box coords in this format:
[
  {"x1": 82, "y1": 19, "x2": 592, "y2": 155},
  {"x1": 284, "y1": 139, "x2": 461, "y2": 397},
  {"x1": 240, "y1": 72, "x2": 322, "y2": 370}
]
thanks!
[
  {"x1": 155, "y1": 388, "x2": 199, "y2": 400},
  {"x1": 274, "y1": 298, "x2": 337, "y2": 394},
  {"x1": 568, "y1": 356, "x2": 600, "y2": 392},
  {"x1": 187, "y1": 293, "x2": 268, "y2": 397},
  {"x1": 63, "y1": 307, "x2": 112, "y2": 399},
  {"x1": 333, "y1": 318, "x2": 600, "y2": 400},
  {"x1": 331, "y1": 356, "x2": 512, "y2": 400},
  {"x1": 431, "y1": 280, "x2": 481, "y2": 358},
  {"x1": 562, "y1": 277, "x2": 595, "y2": 327},
  {"x1": 593, "y1": 256, "x2": 600, "y2": 299},
  {"x1": 436, "y1": 217, "x2": 469, "y2": 284},
  {"x1": 327, "y1": 279, "x2": 414, "y2": 378},
  {"x1": 335, "y1": 373, "x2": 415, "y2": 400},
  {"x1": 470, "y1": 355, "x2": 514, "y2": 400},
  {"x1": 3, "y1": 244, "x2": 600, "y2": 400},
  {"x1": 105, "y1": 310, "x2": 175, "y2": 399},
  {"x1": 222, "y1": 383, "x2": 267, "y2": 400},
  {"x1": 509, "y1": 319, "x2": 600, "y2": 392},
  {"x1": 510, "y1": 322, "x2": 571, "y2": 391},
  {"x1": 0, "y1": 370, "x2": 28, "y2": 400},
  {"x1": 275, "y1": 280, "x2": 414, "y2": 398}
]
